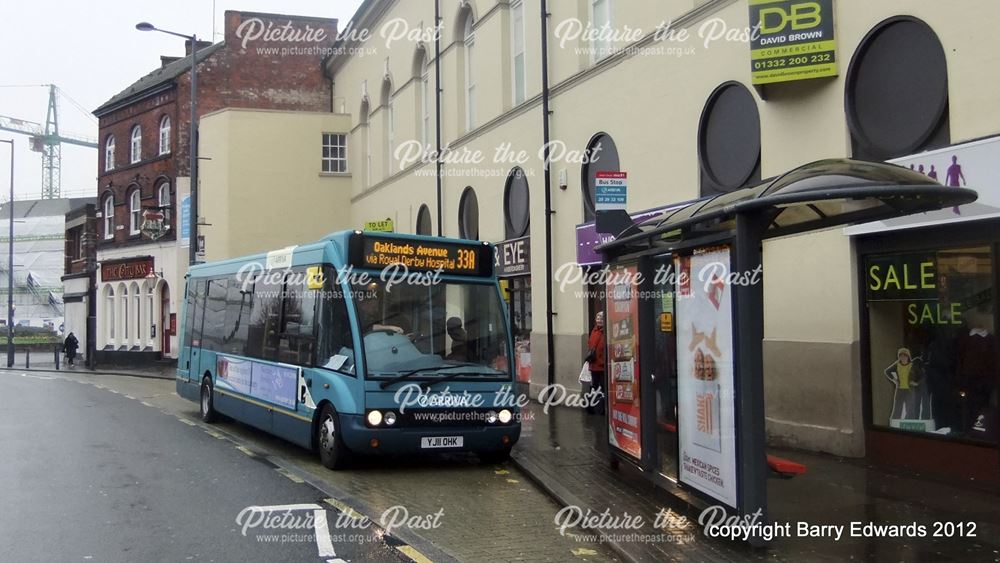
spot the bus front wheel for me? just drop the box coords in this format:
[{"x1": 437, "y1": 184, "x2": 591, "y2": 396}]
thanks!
[
  {"x1": 317, "y1": 405, "x2": 350, "y2": 469},
  {"x1": 200, "y1": 377, "x2": 217, "y2": 423}
]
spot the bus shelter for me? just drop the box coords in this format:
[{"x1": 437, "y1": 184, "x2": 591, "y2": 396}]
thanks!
[{"x1": 594, "y1": 159, "x2": 977, "y2": 537}]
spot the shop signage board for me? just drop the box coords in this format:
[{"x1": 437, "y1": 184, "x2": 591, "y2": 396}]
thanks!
[
  {"x1": 180, "y1": 195, "x2": 191, "y2": 247},
  {"x1": 606, "y1": 263, "x2": 642, "y2": 460},
  {"x1": 495, "y1": 236, "x2": 531, "y2": 277},
  {"x1": 595, "y1": 172, "x2": 628, "y2": 211},
  {"x1": 101, "y1": 257, "x2": 154, "y2": 282},
  {"x1": 845, "y1": 135, "x2": 1000, "y2": 236},
  {"x1": 675, "y1": 246, "x2": 738, "y2": 508},
  {"x1": 749, "y1": 0, "x2": 837, "y2": 85},
  {"x1": 364, "y1": 218, "x2": 395, "y2": 232}
]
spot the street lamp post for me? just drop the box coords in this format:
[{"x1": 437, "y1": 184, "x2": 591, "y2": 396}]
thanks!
[
  {"x1": 1, "y1": 138, "x2": 14, "y2": 367},
  {"x1": 136, "y1": 22, "x2": 200, "y2": 266}
]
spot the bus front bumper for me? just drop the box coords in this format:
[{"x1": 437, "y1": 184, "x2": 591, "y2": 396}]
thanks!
[{"x1": 339, "y1": 413, "x2": 520, "y2": 455}]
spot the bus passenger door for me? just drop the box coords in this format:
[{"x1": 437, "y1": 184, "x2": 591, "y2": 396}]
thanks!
[{"x1": 187, "y1": 279, "x2": 207, "y2": 382}]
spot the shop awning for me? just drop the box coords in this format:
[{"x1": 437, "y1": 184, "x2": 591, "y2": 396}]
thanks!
[{"x1": 598, "y1": 159, "x2": 978, "y2": 257}]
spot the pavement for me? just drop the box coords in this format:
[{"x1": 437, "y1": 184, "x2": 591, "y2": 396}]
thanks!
[{"x1": 511, "y1": 400, "x2": 1000, "y2": 562}]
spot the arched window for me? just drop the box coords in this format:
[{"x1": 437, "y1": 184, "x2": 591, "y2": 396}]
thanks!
[
  {"x1": 504, "y1": 167, "x2": 530, "y2": 239},
  {"x1": 458, "y1": 187, "x2": 479, "y2": 240},
  {"x1": 416, "y1": 204, "x2": 432, "y2": 235},
  {"x1": 130, "y1": 125, "x2": 142, "y2": 164},
  {"x1": 104, "y1": 285, "x2": 115, "y2": 342},
  {"x1": 118, "y1": 283, "x2": 129, "y2": 344},
  {"x1": 698, "y1": 82, "x2": 761, "y2": 196},
  {"x1": 846, "y1": 17, "x2": 949, "y2": 161},
  {"x1": 103, "y1": 195, "x2": 114, "y2": 239},
  {"x1": 158, "y1": 182, "x2": 171, "y2": 208},
  {"x1": 581, "y1": 133, "x2": 621, "y2": 221},
  {"x1": 381, "y1": 77, "x2": 395, "y2": 175},
  {"x1": 158, "y1": 115, "x2": 171, "y2": 155},
  {"x1": 129, "y1": 189, "x2": 142, "y2": 235},
  {"x1": 463, "y1": 12, "x2": 476, "y2": 131},
  {"x1": 105, "y1": 135, "x2": 116, "y2": 171},
  {"x1": 130, "y1": 282, "x2": 141, "y2": 345}
]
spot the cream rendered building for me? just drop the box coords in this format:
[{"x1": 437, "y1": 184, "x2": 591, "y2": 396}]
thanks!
[
  {"x1": 321, "y1": 0, "x2": 1000, "y2": 474},
  {"x1": 198, "y1": 108, "x2": 354, "y2": 261}
]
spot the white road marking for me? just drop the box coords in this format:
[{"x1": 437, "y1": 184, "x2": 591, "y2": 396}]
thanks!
[{"x1": 313, "y1": 509, "x2": 337, "y2": 558}]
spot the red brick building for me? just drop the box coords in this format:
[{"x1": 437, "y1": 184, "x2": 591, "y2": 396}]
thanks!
[{"x1": 91, "y1": 11, "x2": 337, "y2": 364}]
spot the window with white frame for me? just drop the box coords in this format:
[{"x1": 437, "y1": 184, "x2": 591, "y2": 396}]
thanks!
[
  {"x1": 158, "y1": 116, "x2": 171, "y2": 155},
  {"x1": 158, "y1": 182, "x2": 171, "y2": 208},
  {"x1": 130, "y1": 125, "x2": 142, "y2": 163},
  {"x1": 103, "y1": 196, "x2": 114, "y2": 239},
  {"x1": 322, "y1": 133, "x2": 348, "y2": 173},
  {"x1": 591, "y1": 0, "x2": 612, "y2": 61},
  {"x1": 132, "y1": 283, "x2": 141, "y2": 345},
  {"x1": 512, "y1": 0, "x2": 526, "y2": 105},
  {"x1": 129, "y1": 189, "x2": 141, "y2": 235},
  {"x1": 105, "y1": 135, "x2": 116, "y2": 171},
  {"x1": 464, "y1": 15, "x2": 476, "y2": 131}
]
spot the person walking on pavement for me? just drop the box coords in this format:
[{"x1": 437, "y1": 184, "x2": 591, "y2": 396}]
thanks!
[
  {"x1": 586, "y1": 312, "x2": 607, "y2": 415},
  {"x1": 63, "y1": 332, "x2": 79, "y2": 366}
]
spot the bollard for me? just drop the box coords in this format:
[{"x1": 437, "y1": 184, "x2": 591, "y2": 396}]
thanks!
[
  {"x1": 55, "y1": 345, "x2": 60, "y2": 370},
  {"x1": 26, "y1": 348, "x2": 30, "y2": 369}
]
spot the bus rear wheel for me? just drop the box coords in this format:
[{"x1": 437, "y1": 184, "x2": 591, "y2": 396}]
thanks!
[
  {"x1": 200, "y1": 377, "x2": 217, "y2": 423},
  {"x1": 317, "y1": 405, "x2": 350, "y2": 469}
]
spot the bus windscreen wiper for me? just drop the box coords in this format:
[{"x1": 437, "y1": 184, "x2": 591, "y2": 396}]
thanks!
[{"x1": 378, "y1": 362, "x2": 480, "y2": 389}]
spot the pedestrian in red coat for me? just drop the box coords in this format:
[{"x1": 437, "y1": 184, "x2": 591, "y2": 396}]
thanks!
[{"x1": 587, "y1": 312, "x2": 606, "y2": 415}]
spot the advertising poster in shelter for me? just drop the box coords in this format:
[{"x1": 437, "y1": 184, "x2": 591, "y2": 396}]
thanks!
[
  {"x1": 606, "y1": 264, "x2": 642, "y2": 460},
  {"x1": 675, "y1": 247, "x2": 738, "y2": 507}
]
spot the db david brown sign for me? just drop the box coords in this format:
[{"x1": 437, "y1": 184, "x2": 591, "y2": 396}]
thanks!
[
  {"x1": 101, "y1": 257, "x2": 154, "y2": 282},
  {"x1": 749, "y1": 0, "x2": 837, "y2": 85}
]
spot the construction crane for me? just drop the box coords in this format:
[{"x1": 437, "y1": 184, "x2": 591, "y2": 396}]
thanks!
[{"x1": 0, "y1": 84, "x2": 98, "y2": 199}]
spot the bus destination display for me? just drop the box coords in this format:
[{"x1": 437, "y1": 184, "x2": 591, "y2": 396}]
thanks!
[{"x1": 355, "y1": 235, "x2": 490, "y2": 276}]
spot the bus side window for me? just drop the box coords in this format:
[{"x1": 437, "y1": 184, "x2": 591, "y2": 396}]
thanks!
[
  {"x1": 317, "y1": 270, "x2": 355, "y2": 374},
  {"x1": 248, "y1": 275, "x2": 283, "y2": 362},
  {"x1": 191, "y1": 280, "x2": 207, "y2": 348},
  {"x1": 223, "y1": 277, "x2": 252, "y2": 355},
  {"x1": 201, "y1": 278, "x2": 228, "y2": 351},
  {"x1": 278, "y1": 268, "x2": 318, "y2": 365}
]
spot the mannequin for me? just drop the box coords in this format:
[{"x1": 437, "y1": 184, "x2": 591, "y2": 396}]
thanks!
[{"x1": 954, "y1": 309, "x2": 999, "y2": 436}]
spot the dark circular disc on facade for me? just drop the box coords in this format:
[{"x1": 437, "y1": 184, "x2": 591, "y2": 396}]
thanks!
[
  {"x1": 459, "y1": 187, "x2": 479, "y2": 240},
  {"x1": 698, "y1": 82, "x2": 761, "y2": 192},
  {"x1": 846, "y1": 17, "x2": 948, "y2": 157},
  {"x1": 582, "y1": 133, "x2": 621, "y2": 219},
  {"x1": 416, "y1": 204, "x2": 432, "y2": 235},
  {"x1": 504, "y1": 167, "x2": 530, "y2": 238}
]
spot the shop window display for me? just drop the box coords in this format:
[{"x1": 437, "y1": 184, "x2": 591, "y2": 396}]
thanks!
[{"x1": 866, "y1": 246, "x2": 997, "y2": 442}]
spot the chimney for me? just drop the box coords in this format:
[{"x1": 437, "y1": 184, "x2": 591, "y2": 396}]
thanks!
[
  {"x1": 160, "y1": 56, "x2": 181, "y2": 68},
  {"x1": 184, "y1": 39, "x2": 213, "y2": 55}
]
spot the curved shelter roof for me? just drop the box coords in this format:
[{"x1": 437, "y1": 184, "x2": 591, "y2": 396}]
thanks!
[{"x1": 598, "y1": 159, "x2": 978, "y2": 258}]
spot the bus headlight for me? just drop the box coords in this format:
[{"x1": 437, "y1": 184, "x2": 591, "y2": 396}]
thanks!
[
  {"x1": 384, "y1": 411, "x2": 397, "y2": 426},
  {"x1": 498, "y1": 409, "x2": 513, "y2": 424},
  {"x1": 486, "y1": 411, "x2": 498, "y2": 424},
  {"x1": 367, "y1": 410, "x2": 383, "y2": 427}
]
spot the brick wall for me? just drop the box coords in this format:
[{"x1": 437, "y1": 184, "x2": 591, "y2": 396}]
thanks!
[{"x1": 95, "y1": 10, "x2": 337, "y2": 248}]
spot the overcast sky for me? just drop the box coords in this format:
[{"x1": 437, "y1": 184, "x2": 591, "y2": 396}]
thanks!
[{"x1": 0, "y1": 0, "x2": 363, "y2": 201}]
